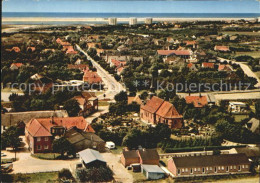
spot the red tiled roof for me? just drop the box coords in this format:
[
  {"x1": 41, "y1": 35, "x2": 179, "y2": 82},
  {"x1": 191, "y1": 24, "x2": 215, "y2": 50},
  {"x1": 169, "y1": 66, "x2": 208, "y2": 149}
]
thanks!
[
  {"x1": 184, "y1": 41, "x2": 196, "y2": 45},
  {"x1": 157, "y1": 50, "x2": 191, "y2": 56},
  {"x1": 214, "y1": 46, "x2": 230, "y2": 51},
  {"x1": 218, "y1": 64, "x2": 233, "y2": 71},
  {"x1": 26, "y1": 116, "x2": 93, "y2": 137},
  {"x1": 11, "y1": 63, "x2": 23, "y2": 68},
  {"x1": 68, "y1": 64, "x2": 89, "y2": 71},
  {"x1": 185, "y1": 96, "x2": 208, "y2": 108},
  {"x1": 12, "y1": 47, "x2": 21, "y2": 53},
  {"x1": 87, "y1": 43, "x2": 101, "y2": 48},
  {"x1": 187, "y1": 63, "x2": 193, "y2": 68},
  {"x1": 83, "y1": 71, "x2": 102, "y2": 84},
  {"x1": 141, "y1": 96, "x2": 164, "y2": 113},
  {"x1": 156, "y1": 101, "x2": 182, "y2": 119},
  {"x1": 27, "y1": 47, "x2": 36, "y2": 52},
  {"x1": 202, "y1": 62, "x2": 215, "y2": 68},
  {"x1": 111, "y1": 59, "x2": 127, "y2": 68}
]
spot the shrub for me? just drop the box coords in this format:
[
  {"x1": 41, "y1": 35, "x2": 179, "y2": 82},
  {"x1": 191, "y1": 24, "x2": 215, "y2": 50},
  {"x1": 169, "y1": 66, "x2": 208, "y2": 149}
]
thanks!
[{"x1": 58, "y1": 168, "x2": 72, "y2": 179}]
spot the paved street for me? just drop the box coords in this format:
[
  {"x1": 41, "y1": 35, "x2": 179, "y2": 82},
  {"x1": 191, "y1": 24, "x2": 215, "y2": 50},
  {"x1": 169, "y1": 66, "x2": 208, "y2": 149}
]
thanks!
[
  {"x1": 85, "y1": 105, "x2": 109, "y2": 123},
  {"x1": 102, "y1": 153, "x2": 133, "y2": 183},
  {"x1": 76, "y1": 45, "x2": 126, "y2": 100},
  {"x1": 218, "y1": 57, "x2": 260, "y2": 88}
]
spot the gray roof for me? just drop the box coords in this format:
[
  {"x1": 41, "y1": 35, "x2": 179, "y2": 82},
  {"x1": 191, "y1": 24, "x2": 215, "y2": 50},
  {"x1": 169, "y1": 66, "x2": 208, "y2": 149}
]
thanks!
[
  {"x1": 78, "y1": 149, "x2": 106, "y2": 164},
  {"x1": 141, "y1": 164, "x2": 165, "y2": 173}
]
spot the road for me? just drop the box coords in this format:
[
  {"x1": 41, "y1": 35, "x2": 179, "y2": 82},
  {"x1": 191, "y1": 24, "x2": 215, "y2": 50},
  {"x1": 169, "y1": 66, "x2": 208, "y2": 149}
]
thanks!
[
  {"x1": 218, "y1": 57, "x2": 260, "y2": 88},
  {"x1": 76, "y1": 45, "x2": 126, "y2": 100}
]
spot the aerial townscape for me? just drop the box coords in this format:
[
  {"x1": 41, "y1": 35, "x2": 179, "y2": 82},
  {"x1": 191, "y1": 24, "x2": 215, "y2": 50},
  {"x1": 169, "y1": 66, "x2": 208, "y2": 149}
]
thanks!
[{"x1": 1, "y1": 0, "x2": 260, "y2": 183}]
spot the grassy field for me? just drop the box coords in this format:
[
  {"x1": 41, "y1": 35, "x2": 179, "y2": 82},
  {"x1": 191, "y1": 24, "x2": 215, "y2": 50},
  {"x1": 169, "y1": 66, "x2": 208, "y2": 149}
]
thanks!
[
  {"x1": 2, "y1": 172, "x2": 59, "y2": 183},
  {"x1": 222, "y1": 31, "x2": 260, "y2": 36},
  {"x1": 255, "y1": 71, "x2": 260, "y2": 79},
  {"x1": 110, "y1": 146, "x2": 124, "y2": 154},
  {"x1": 233, "y1": 114, "x2": 249, "y2": 122},
  {"x1": 235, "y1": 51, "x2": 260, "y2": 58},
  {"x1": 31, "y1": 153, "x2": 61, "y2": 160},
  {"x1": 98, "y1": 100, "x2": 110, "y2": 106}
]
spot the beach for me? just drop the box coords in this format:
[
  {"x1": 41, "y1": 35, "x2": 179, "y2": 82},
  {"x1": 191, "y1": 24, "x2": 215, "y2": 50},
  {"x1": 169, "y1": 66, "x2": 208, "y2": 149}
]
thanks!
[{"x1": 2, "y1": 17, "x2": 258, "y2": 23}]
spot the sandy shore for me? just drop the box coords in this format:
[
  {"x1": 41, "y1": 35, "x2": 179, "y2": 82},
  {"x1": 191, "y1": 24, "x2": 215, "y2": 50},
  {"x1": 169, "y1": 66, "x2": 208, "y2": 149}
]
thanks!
[{"x1": 2, "y1": 17, "x2": 257, "y2": 23}]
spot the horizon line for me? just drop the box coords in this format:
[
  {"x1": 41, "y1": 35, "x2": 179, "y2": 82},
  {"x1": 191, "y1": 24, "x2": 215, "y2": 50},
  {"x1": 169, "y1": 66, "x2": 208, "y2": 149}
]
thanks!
[{"x1": 3, "y1": 12, "x2": 260, "y2": 14}]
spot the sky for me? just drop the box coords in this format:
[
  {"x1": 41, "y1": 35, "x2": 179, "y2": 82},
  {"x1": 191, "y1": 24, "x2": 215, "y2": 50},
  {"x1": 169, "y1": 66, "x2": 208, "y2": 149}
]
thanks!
[{"x1": 2, "y1": 0, "x2": 260, "y2": 13}]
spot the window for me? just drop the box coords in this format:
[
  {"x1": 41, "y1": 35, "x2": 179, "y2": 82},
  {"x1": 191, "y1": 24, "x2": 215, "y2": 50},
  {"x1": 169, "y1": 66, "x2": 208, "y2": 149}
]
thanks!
[
  {"x1": 226, "y1": 166, "x2": 229, "y2": 172},
  {"x1": 242, "y1": 165, "x2": 244, "y2": 168},
  {"x1": 238, "y1": 166, "x2": 241, "y2": 171},
  {"x1": 222, "y1": 166, "x2": 224, "y2": 170},
  {"x1": 194, "y1": 168, "x2": 197, "y2": 172},
  {"x1": 210, "y1": 167, "x2": 212, "y2": 171},
  {"x1": 234, "y1": 166, "x2": 236, "y2": 169},
  {"x1": 245, "y1": 165, "x2": 248, "y2": 168},
  {"x1": 202, "y1": 168, "x2": 205, "y2": 173},
  {"x1": 198, "y1": 168, "x2": 200, "y2": 171},
  {"x1": 206, "y1": 167, "x2": 208, "y2": 171},
  {"x1": 44, "y1": 145, "x2": 48, "y2": 149},
  {"x1": 37, "y1": 145, "x2": 41, "y2": 150},
  {"x1": 230, "y1": 166, "x2": 233, "y2": 170},
  {"x1": 215, "y1": 167, "x2": 217, "y2": 173},
  {"x1": 44, "y1": 137, "x2": 48, "y2": 141},
  {"x1": 37, "y1": 137, "x2": 41, "y2": 142},
  {"x1": 185, "y1": 168, "x2": 188, "y2": 172},
  {"x1": 182, "y1": 169, "x2": 184, "y2": 172},
  {"x1": 178, "y1": 169, "x2": 181, "y2": 175},
  {"x1": 218, "y1": 166, "x2": 221, "y2": 170},
  {"x1": 190, "y1": 168, "x2": 193, "y2": 174}
]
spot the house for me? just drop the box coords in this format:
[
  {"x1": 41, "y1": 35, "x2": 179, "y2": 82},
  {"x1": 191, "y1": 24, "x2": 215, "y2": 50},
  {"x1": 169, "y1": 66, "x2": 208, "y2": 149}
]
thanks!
[
  {"x1": 87, "y1": 42, "x2": 101, "y2": 49},
  {"x1": 214, "y1": 46, "x2": 230, "y2": 52},
  {"x1": 73, "y1": 92, "x2": 98, "y2": 116},
  {"x1": 66, "y1": 46, "x2": 78, "y2": 55},
  {"x1": 184, "y1": 41, "x2": 197, "y2": 49},
  {"x1": 228, "y1": 102, "x2": 247, "y2": 113},
  {"x1": 141, "y1": 164, "x2": 165, "y2": 180},
  {"x1": 218, "y1": 64, "x2": 233, "y2": 72},
  {"x1": 30, "y1": 75, "x2": 53, "y2": 93},
  {"x1": 185, "y1": 96, "x2": 208, "y2": 108},
  {"x1": 128, "y1": 95, "x2": 143, "y2": 105},
  {"x1": 164, "y1": 56, "x2": 185, "y2": 66},
  {"x1": 168, "y1": 154, "x2": 251, "y2": 177},
  {"x1": 140, "y1": 96, "x2": 183, "y2": 128},
  {"x1": 157, "y1": 50, "x2": 191, "y2": 59},
  {"x1": 10, "y1": 63, "x2": 23, "y2": 70},
  {"x1": 64, "y1": 127, "x2": 105, "y2": 152},
  {"x1": 25, "y1": 116, "x2": 94, "y2": 153},
  {"x1": 83, "y1": 70, "x2": 102, "y2": 85},
  {"x1": 202, "y1": 62, "x2": 215, "y2": 69},
  {"x1": 187, "y1": 63, "x2": 198, "y2": 71},
  {"x1": 121, "y1": 148, "x2": 160, "y2": 167},
  {"x1": 246, "y1": 118, "x2": 259, "y2": 134},
  {"x1": 68, "y1": 64, "x2": 89, "y2": 71},
  {"x1": 78, "y1": 149, "x2": 106, "y2": 168}
]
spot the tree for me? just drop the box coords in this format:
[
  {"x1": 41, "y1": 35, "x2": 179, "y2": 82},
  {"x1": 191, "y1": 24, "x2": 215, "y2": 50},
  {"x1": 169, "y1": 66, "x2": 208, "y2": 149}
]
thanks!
[
  {"x1": 63, "y1": 99, "x2": 81, "y2": 117},
  {"x1": 139, "y1": 91, "x2": 148, "y2": 100},
  {"x1": 255, "y1": 100, "x2": 260, "y2": 119},
  {"x1": 1, "y1": 126, "x2": 22, "y2": 160},
  {"x1": 52, "y1": 137, "x2": 75, "y2": 157},
  {"x1": 114, "y1": 91, "x2": 128, "y2": 104},
  {"x1": 122, "y1": 129, "x2": 143, "y2": 149}
]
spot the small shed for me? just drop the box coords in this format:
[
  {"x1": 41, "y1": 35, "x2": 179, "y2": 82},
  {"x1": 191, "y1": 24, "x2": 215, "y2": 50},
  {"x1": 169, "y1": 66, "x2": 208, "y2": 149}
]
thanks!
[
  {"x1": 78, "y1": 149, "x2": 106, "y2": 168},
  {"x1": 141, "y1": 164, "x2": 165, "y2": 180}
]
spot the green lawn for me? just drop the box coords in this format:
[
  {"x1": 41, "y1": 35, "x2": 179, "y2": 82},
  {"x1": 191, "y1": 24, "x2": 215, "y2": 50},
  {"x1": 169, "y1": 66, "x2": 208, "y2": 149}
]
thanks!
[
  {"x1": 235, "y1": 51, "x2": 260, "y2": 58},
  {"x1": 110, "y1": 146, "x2": 124, "y2": 154},
  {"x1": 31, "y1": 153, "x2": 61, "y2": 160},
  {"x1": 2, "y1": 172, "x2": 59, "y2": 183},
  {"x1": 221, "y1": 31, "x2": 260, "y2": 36},
  {"x1": 233, "y1": 114, "x2": 249, "y2": 122},
  {"x1": 98, "y1": 101, "x2": 110, "y2": 106}
]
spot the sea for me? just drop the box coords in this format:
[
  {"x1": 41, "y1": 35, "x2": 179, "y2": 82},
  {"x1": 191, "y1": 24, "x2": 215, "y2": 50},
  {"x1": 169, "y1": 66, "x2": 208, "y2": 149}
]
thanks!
[{"x1": 3, "y1": 12, "x2": 260, "y2": 25}]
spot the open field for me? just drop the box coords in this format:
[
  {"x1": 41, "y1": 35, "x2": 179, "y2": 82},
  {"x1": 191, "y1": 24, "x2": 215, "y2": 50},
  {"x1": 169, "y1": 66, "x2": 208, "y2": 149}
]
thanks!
[
  {"x1": 222, "y1": 31, "x2": 260, "y2": 36},
  {"x1": 233, "y1": 114, "x2": 249, "y2": 122},
  {"x1": 2, "y1": 172, "x2": 59, "y2": 183},
  {"x1": 235, "y1": 51, "x2": 260, "y2": 58}
]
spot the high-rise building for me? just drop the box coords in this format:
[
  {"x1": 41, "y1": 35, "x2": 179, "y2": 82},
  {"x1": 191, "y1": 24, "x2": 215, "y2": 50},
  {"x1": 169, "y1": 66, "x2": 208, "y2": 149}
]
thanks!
[
  {"x1": 129, "y1": 17, "x2": 137, "y2": 25},
  {"x1": 108, "y1": 18, "x2": 117, "y2": 25},
  {"x1": 145, "y1": 18, "x2": 153, "y2": 24}
]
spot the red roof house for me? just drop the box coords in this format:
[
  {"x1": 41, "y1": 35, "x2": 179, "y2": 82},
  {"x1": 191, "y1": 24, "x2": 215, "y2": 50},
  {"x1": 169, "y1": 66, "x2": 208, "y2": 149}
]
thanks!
[
  {"x1": 68, "y1": 64, "x2": 89, "y2": 71},
  {"x1": 202, "y1": 62, "x2": 215, "y2": 69},
  {"x1": 83, "y1": 71, "x2": 102, "y2": 84},
  {"x1": 218, "y1": 64, "x2": 233, "y2": 72},
  {"x1": 214, "y1": 46, "x2": 230, "y2": 52},
  {"x1": 185, "y1": 96, "x2": 208, "y2": 108},
  {"x1": 25, "y1": 116, "x2": 94, "y2": 153},
  {"x1": 140, "y1": 96, "x2": 183, "y2": 128},
  {"x1": 10, "y1": 63, "x2": 23, "y2": 70}
]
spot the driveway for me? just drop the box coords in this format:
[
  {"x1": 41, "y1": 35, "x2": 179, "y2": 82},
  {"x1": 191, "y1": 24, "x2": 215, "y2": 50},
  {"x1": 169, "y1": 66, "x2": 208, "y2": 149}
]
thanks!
[{"x1": 102, "y1": 153, "x2": 133, "y2": 183}]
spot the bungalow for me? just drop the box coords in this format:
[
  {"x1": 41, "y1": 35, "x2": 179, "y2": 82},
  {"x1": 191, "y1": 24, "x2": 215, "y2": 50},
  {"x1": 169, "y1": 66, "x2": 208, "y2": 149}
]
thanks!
[
  {"x1": 157, "y1": 50, "x2": 191, "y2": 59},
  {"x1": 202, "y1": 62, "x2": 215, "y2": 69},
  {"x1": 64, "y1": 127, "x2": 105, "y2": 152},
  {"x1": 141, "y1": 164, "x2": 165, "y2": 180},
  {"x1": 140, "y1": 96, "x2": 183, "y2": 129},
  {"x1": 10, "y1": 63, "x2": 23, "y2": 70},
  {"x1": 83, "y1": 70, "x2": 102, "y2": 85},
  {"x1": 218, "y1": 64, "x2": 233, "y2": 72},
  {"x1": 214, "y1": 46, "x2": 230, "y2": 52},
  {"x1": 25, "y1": 116, "x2": 94, "y2": 153},
  {"x1": 78, "y1": 149, "x2": 106, "y2": 168},
  {"x1": 121, "y1": 148, "x2": 159, "y2": 167},
  {"x1": 168, "y1": 154, "x2": 251, "y2": 177},
  {"x1": 185, "y1": 96, "x2": 208, "y2": 108}
]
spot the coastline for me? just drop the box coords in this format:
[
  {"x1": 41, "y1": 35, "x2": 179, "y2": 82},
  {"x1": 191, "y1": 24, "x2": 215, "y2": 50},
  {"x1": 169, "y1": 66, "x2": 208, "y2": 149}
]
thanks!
[{"x1": 2, "y1": 17, "x2": 258, "y2": 23}]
